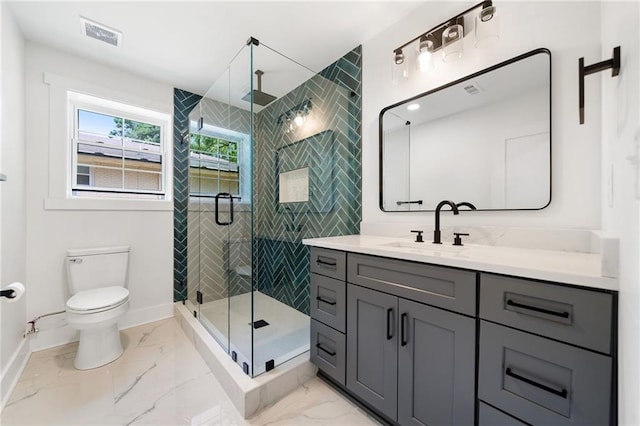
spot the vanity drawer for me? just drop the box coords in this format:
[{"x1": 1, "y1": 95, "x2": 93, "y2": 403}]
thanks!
[
  {"x1": 480, "y1": 273, "x2": 613, "y2": 354},
  {"x1": 347, "y1": 253, "x2": 476, "y2": 316},
  {"x1": 310, "y1": 319, "x2": 346, "y2": 385},
  {"x1": 310, "y1": 247, "x2": 346, "y2": 281},
  {"x1": 479, "y1": 321, "x2": 612, "y2": 426},
  {"x1": 310, "y1": 273, "x2": 346, "y2": 333},
  {"x1": 478, "y1": 402, "x2": 527, "y2": 426}
]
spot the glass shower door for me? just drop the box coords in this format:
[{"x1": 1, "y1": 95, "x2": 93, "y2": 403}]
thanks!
[{"x1": 188, "y1": 44, "x2": 254, "y2": 373}]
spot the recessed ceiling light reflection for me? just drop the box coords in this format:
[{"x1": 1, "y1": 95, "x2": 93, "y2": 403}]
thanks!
[{"x1": 407, "y1": 103, "x2": 420, "y2": 111}]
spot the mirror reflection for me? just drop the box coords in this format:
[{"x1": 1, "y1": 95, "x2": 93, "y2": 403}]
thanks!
[{"x1": 380, "y1": 49, "x2": 551, "y2": 211}]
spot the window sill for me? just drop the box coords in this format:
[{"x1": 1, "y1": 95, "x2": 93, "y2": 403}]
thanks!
[{"x1": 44, "y1": 197, "x2": 173, "y2": 211}]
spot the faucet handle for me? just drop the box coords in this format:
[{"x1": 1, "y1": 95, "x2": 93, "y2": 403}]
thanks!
[
  {"x1": 410, "y1": 230, "x2": 424, "y2": 243},
  {"x1": 453, "y1": 233, "x2": 470, "y2": 246}
]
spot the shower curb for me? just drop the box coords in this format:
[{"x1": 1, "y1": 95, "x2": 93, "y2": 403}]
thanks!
[{"x1": 174, "y1": 303, "x2": 317, "y2": 418}]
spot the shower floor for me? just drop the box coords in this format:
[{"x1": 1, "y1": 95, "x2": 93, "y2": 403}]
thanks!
[{"x1": 198, "y1": 291, "x2": 310, "y2": 376}]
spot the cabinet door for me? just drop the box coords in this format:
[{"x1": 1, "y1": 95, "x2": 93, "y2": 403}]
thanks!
[
  {"x1": 398, "y1": 299, "x2": 475, "y2": 426},
  {"x1": 347, "y1": 284, "x2": 398, "y2": 421}
]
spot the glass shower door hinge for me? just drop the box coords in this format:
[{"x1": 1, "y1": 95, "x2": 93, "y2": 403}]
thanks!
[{"x1": 197, "y1": 291, "x2": 203, "y2": 304}]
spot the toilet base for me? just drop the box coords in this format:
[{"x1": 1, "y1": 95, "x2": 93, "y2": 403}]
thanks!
[{"x1": 74, "y1": 323, "x2": 123, "y2": 370}]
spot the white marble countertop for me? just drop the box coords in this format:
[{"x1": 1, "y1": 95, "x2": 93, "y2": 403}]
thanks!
[{"x1": 302, "y1": 235, "x2": 618, "y2": 291}]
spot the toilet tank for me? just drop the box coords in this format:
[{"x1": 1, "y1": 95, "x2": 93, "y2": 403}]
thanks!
[{"x1": 66, "y1": 246, "x2": 130, "y2": 294}]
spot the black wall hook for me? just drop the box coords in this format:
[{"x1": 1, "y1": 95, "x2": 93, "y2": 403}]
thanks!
[{"x1": 579, "y1": 46, "x2": 621, "y2": 124}]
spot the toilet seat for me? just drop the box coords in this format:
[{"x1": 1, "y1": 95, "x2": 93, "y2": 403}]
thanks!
[{"x1": 66, "y1": 286, "x2": 129, "y2": 314}]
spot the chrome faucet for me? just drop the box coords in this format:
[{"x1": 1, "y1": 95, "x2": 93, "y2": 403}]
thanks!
[{"x1": 433, "y1": 200, "x2": 459, "y2": 244}]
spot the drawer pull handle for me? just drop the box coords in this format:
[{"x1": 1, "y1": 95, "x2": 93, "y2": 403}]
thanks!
[
  {"x1": 505, "y1": 368, "x2": 568, "y2": 399},
  {"x1": 386, "y1": 308, "x2": 394, "y2": 340},
  {"x1": 400, "y1": 313, "x2": 408, "y2": 346},
  {"x1": 316, "y1": 259, "x2": 337, "y2": 268},
  {"x1": 315, "y1": 343, "x2": 336, "y2": 357},
  {"x1": 506, "y1": 299, "x2": 570, "y2": 319},
  {"x1": 316, "y1": 296, "x2": 337, "y2": 306}
]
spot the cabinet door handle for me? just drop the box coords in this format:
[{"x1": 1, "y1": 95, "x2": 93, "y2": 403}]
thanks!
[
  {"x1": 316, "y1": 258, "x2": 337, "y2": 268},
  {"x1": 386, "y1": 308, "x2": 394, "y2": 340},
  {"x1": 316, "y1": 296, "x2": 336, "y2": 306},
  {"x1": 315, "y1": 343, "x2": 336, "y2": 357},
  {"x1": 505, "y1": 368, "x2": 568, "y2": 399},
  {"x1": 400, "y1": 313, "x2": 408, "y2": 346},
  {"x1": 506, "y1": 299, "x2": 570, "y2": 319}
]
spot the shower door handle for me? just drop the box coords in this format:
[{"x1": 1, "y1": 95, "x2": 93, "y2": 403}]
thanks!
[{"x1": 214, "y1": 193, "x2": 234, "y2": 226}]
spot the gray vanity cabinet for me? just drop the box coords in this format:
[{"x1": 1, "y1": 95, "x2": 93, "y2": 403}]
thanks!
[
  {"x1": 308, "y1": 246, "x2": 617, "y2": 426},
  {"x1": 346, "y1": 284, "x2": 398, "y2": 420}
]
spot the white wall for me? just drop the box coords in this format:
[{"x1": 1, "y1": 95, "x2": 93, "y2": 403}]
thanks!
[
  {"x1": 0, "y1": 2, "x2": 28, "y2": 408},
  {"x1": 362, "y1": 1, "x2": 603, "y2": 232},
  {"x1": 24, "y1": 42, "x2": 174, "y2": 350},
  {"x1": 600, "y1": 2, "x2": 640, "y2": 424}
]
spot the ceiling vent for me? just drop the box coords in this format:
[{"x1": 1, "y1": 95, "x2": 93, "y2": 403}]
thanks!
[
  {"x1": 462, "y1": 83, "x2": 483, "y2": 95},
  {"x1": 79, "y1": 17, "x2": 121, "y2": 47}
]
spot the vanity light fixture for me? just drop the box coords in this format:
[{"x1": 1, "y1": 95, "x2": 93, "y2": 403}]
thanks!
[
  {"x1": 277, "y1": 99, "x2": 312, "y2": 133},
  {"x1": 392, "y1": 1, "x2": 498, "y2": 77}
]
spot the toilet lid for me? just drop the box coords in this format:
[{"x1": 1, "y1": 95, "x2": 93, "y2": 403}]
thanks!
[{"x1": 67, "y1": 287, "x2": 129, "y2": 312}]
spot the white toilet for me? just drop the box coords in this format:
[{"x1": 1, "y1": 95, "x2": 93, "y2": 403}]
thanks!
[{"x1": 65, "y1": 246, "x2": 130, "y2": 370}]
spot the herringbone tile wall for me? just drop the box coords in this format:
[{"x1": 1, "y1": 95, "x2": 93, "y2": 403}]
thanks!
[
  {"x1": 254, "y1": 46, "x2": 362, "y2": 315},
  {"x1": 173, "y1": 88, "x2": 202, "y2": 302}
]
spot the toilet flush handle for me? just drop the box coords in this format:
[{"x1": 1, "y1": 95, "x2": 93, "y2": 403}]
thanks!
[{"x1": 68, "y1": 258, "x2": 83, "y2": 264}]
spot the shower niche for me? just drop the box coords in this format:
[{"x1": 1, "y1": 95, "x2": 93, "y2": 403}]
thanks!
[{"x1": 185, "y1": 39, "x2": 361, "y2": 377}]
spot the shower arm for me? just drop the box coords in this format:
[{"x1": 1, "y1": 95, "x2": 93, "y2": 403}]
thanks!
[{"x1": 255, "y1": 70, "x2": 264, "y2": 92}]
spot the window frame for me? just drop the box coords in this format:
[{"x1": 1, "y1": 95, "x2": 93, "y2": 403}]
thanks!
[{"x1": 69, "y1": 93, "x2": 170, "y2": 199}]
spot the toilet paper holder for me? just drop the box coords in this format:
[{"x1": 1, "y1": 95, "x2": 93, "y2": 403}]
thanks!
[{"x1": 1, "y1": 289, "x2": 16, "y2": 299}]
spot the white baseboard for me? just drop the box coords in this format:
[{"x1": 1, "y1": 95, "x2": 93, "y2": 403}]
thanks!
[
  {"x1": 120, "y1": 302, "x2": 174, "y2": 329},
  {"x1": 0, "y1": 339, "x2": 31, "y2": 412},
  {"x1": 29, "y1": 302, "x2": 174, "y2": 352}
]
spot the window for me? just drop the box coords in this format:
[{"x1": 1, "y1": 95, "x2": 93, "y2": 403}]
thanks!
[
  {"x1": 69, "y1": 92, "x2": 171, "y2": 199},
  {"x1": 189, "y1": 133, "x2": 240, "y2": 197}
]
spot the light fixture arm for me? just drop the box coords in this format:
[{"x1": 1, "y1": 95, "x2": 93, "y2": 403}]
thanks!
[{"x1": 393, "y1": 0, "x2": 492, "y2": 55}]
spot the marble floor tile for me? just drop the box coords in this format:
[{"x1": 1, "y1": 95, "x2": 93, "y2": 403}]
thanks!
[{"x1": 1, "y1": 318, "x2": 379, "y2": 426}]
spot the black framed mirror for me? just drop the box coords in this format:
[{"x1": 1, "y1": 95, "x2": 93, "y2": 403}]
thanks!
[{"x1": 379, "y1": 48, "x2": 551, "y2": 212}]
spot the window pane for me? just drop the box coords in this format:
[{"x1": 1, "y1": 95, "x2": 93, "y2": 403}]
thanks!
[
  {"x1": 123, "y1": 150, "x2": 162, "y2": 170},
  {"x1": 77, "y1": 142, "x2": 124, "y2": 161},
  {"x1": 82, "y1": 165, "x2": 123, "y2": 189},
  {"x1": 77, "y1": 174, "x2": 90, "y2": 186},
  {"x1": 77, "y1": 165, "x2": 90, "y2": 175},
  {"x1": 124, "y1": 119, "x2": 161, "y2": 145},
  {"x1": 78, "y1": 110, "x2": 123, "y2": 147},
  {"x1": 124, "y1": 170, "x2": 162, "y2": 192},
  {"x1": 190, "y1": 134, "x2": 238, "y2": 164}
]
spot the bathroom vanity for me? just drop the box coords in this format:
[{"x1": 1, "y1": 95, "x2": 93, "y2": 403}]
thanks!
[{"x1": 303, "y1": 235, "x2": 617, "y2": 426}]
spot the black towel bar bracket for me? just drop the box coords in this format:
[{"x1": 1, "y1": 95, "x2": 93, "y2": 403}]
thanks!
[
  {"x1": 1, "y1": 289, "x2": 16, "y2": 299},
  {"x1": 579, "y1": 46, "x2": 621, "y2": 124}
]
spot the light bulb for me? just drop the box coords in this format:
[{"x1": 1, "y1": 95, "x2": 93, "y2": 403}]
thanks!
[
  {"x1": 417, "y1": 36, "x2": 435, "y2": 73},
  {"x1": 294, "y1": 112, "x2": 305, "y2": 127},
  {"x1": 418, "y1": 50, "x2": 432, "y2": 72}
]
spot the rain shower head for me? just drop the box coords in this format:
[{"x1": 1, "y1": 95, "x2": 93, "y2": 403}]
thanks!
[{"x1": 242, "y1": 70, "x2": 277, "y2": 107}]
